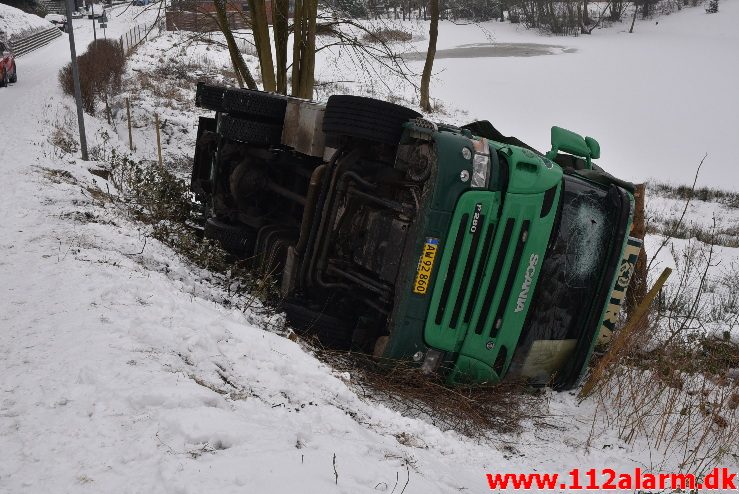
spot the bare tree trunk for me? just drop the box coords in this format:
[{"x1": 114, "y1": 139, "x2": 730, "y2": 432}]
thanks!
[
  {"x1": 273, "y1": 0, "x2": 289, "y2": 94},
  {"x1": 297, "y1": 0, "x2": 317, "y2": 99},
  {"x1": 248, "y1": 0, "x2": 276, "y2": 92},
  {"x1": 291, "y1": 0, "x2": 317, "y2": 99},
  {"x1": 419, "y1": 0, "x2": 439, "y2": 112},
  {"x1": 213, "y1": 0, "x2": 256, "y2": 89},
  {"x1": 629, "y1": 0, "x2": 638, "y2": 32},
  {"x1": 291, "y1": 0, "x2": 304, "y2": 95}
]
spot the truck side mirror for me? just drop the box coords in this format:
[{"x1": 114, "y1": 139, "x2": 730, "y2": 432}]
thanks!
[
  {"x1": 546, "y1": 126, "x2": 598, "y2": 168},
  {"x1": 585, "y1": 136, "x2": 600, "y2": 159}
]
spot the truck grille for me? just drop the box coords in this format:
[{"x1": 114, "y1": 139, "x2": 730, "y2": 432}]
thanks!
[
  {"x1": 477, "y1": 219, "x2": 530, "y2": 337},
  {"x1": 426, "y1": 204, "x2": 535, "y2": 350}
]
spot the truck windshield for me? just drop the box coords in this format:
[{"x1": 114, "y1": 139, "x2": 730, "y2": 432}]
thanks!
[{"x1": 507, "y1": 174, "x2": 624, "y2": 385}]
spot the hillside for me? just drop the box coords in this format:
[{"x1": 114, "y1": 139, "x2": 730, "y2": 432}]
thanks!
[{"x1": 0, "y1": 2, "x2": 53, "y2": 40}]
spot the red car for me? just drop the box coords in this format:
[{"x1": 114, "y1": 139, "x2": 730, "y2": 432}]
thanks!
[{"x1": 0, "y1": 40, "x2": 17, "y2": 87}]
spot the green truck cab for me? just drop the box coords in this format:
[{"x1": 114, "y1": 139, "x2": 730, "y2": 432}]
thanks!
[{"x1": 191, "y1": 84, "x2": 641, "y2": 390}]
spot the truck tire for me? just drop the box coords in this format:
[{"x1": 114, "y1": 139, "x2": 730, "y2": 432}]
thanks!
[
  {"x1": 204, "y1": 217, "x2": 254, "y2": 257},
  {"x1": 218, "y1": 114, "x2": 283, "y2": 146},
  {"x1": 197, "y1": 83, "x2": 287, "y2": 123},
  {"x1": 222, "y1": 88, "x2": 287, "y2": 122},
  {"x1": 0, "y1": 69, "x2": 7, "y2": 88},
  {"x1": 322, "y1": 95, "x2": 421, "y2": 146},
  {"x1": 282, "y1": 301, "x2": 353, "y2": 349},
  {"x1": 195, "y1": 82, "x2": 226, "y2": 112},
  {"x1": 9, "y1": 64, "x2": 16, "y2": 84}
]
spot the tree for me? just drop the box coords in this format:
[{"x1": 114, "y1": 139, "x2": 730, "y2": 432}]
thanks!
[
  {"x1": 419, "y1": 0, "x2": 439, "y2": 112},
  {"x1": 247, "y1": 0, "x2": 276, "y2": 92},
  {"x1": 211, "y1": 1, "x2": 416, "y2": 100},
  {"x1": 273, "y1": 0, "x2": 289, "y2": 95},
  {"x1": 292, "y1": 0, "x2": 319, "y2": 98},
  {"x1": 213, "y1": 0, "x2": 257, "y2": 89}
]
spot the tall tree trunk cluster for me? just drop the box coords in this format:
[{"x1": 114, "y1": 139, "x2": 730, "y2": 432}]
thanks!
[
  {"x1": 215, "y1": 0, "x2": 439, "y2": 108},
  {"x1": 217, "y1": 0, "x2": 317, "y2": 98}
]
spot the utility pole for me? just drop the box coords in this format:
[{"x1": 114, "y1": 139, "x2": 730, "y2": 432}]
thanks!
[
  {"x1": 64, "y1": 0, "x2": 89, "y2": 161},
  {"x1": 92, "y1": 7, "x2": 97, "y2": 41}
]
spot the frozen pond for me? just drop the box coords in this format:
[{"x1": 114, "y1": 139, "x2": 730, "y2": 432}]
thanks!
[{"x1": 403, "y1": 42, "x2": 576, "y2": 61}]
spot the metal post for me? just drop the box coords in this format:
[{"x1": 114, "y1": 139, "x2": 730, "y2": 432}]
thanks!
[
  {"x1": 64, "y1": 0, "x2": 88, "y2": 161},
  {"x1": 92, "y1": 6, "x2": 97, "y2": 41}
]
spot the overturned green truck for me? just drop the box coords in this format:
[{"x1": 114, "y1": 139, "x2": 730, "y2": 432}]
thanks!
[{"x1": 190, "y1": 83, "x2": 642, "y2": 390}]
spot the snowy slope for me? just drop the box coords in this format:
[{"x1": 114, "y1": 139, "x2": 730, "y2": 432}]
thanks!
[
  {"x1": 1, "y1": 5, "x2": 737, "y2": 494},
  {"x1": 0, "y1": 3, "x2": 54, "y2": 40}
]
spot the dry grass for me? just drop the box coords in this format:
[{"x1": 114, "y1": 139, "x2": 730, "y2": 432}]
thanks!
[
  {"x1": 647, "y1": 214, "x2": 739, "y2": 248},
  {"x1": 39, "y1": 167, "x2": 78, "y2": 185},
  {"x1": 362, "y1": 27, "x2": 413, "y2": 43},
  {"x1": 316, "y1": 349, "x2": 546, "y2": 438},
  {"x1": 650, "y1": 182, "x2": 739, "y2": 209},
  {"x1": 585, "y1": 211, "x2": 739, "y2": 478}
]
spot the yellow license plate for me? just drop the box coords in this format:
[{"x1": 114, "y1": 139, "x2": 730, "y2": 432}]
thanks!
[{"x1": 413, "y1": 238, "x2": 439, "y2": 295}]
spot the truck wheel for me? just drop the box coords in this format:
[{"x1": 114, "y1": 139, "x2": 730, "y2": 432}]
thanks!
[
  {"x1": 222, "y1": 88, "x2": 287, "y2": 122},
  {"x1": 195, "y1": 82, "x2": 226, "y2": 112},
  {"x1": 9, "y1": 65, "x2": 16, "y2": 84},
  {"x1": 204, "y1": 217, "x2": 254, "y2": 257},
  {"x1": 282, "y1": 301, "x2": 353, "y2": 349},
  {"x1": 0, "y1": 69, "x2": 7, "y2": 88},
  {"x1": 196, "y1": 83, "x2": 288, "y2": 124},
  {"x1": 322, "y1": 95, "x2": 421, "y2": 146},
  {"x1": 218, "y1": 114, "x2": 283, "y2": 146}
]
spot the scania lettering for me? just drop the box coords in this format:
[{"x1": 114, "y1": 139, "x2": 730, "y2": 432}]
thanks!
[{"x1": 515, "y1": 254, "x2": 539, "y2": 313}]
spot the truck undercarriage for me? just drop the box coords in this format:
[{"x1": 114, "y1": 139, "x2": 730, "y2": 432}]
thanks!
[{"x1": 190, "y1": 83, "x2": 640, "y2": 389}]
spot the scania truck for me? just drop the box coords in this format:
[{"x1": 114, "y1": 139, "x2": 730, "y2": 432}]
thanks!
[{"x1": 190, "y1": 83, "x2": 641, "y2": 390}]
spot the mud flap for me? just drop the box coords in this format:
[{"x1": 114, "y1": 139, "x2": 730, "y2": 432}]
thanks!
[{"x1": 191, "y1": 116, "x2": 217, "y2": 196}]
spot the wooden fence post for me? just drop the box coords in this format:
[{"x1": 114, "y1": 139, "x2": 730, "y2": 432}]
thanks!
[
  {"x1": 155, "y1": 113, "x2": 163, "y2": 168},
  {"x1": 126, "y1": 98, "x2": 133, "y2": 151},
  {"x1": 625, "y1": 183, "x2": 647, "y2": 317}
]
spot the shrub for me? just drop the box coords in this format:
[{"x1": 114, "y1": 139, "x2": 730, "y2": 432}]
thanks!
[
  {"x1": 58, "y1": 39, "x2": 126, "y2": 118},
  {"x1": 706, "y1": 0, "x2": 719, "y2": 13},
  {"x1": 361, "y1": 27, "x2": 413, "y2": 44}
]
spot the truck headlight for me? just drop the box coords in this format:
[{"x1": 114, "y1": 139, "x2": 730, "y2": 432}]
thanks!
[
  {"x1": 469, "y1": 137, "x2": 491, "y2": 188},
  {"x1": 471, "y1": 153, "x2": 489, "y2": 188}
]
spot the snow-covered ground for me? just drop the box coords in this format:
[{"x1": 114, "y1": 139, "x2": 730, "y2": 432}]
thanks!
[
  {"x1": 0, "y1": 3, "x2": 54, "y2": 41},
  {"x1": 1, "y1": 3, "x2": 737, "y2": 493},
  {"x1": 313, "y1": 2, "x2": 739, "y2": 190}
]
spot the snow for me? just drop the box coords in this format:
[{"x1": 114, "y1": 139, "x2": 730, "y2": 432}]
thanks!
[
  {"x1": 0, "y1": 3, "x2": 55, "y2": 41},
  {"x1": 314, "y1": 2, "x2": 739, "y2": 190},
  {"x1": 0, "y1": 3, "x2": 737, "y2": 493}
]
